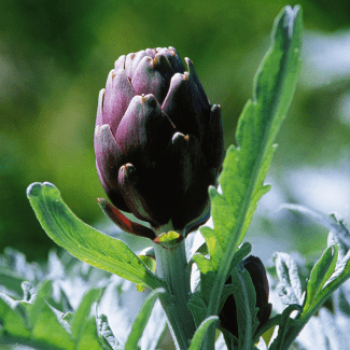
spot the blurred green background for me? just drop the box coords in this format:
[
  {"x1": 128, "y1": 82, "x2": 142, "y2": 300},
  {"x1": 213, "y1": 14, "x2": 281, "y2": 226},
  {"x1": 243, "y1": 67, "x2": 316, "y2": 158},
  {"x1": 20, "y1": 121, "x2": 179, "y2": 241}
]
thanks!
[{"x1": 1, "y1": 0, "x2": 350, "y2": 262}]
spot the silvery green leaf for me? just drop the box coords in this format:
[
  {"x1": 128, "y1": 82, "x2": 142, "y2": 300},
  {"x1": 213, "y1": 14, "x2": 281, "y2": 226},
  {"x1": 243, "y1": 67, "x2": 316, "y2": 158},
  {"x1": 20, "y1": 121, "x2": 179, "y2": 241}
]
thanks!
[{"x1": 274, "y1": 252, "x2": 303, "y2": 305}]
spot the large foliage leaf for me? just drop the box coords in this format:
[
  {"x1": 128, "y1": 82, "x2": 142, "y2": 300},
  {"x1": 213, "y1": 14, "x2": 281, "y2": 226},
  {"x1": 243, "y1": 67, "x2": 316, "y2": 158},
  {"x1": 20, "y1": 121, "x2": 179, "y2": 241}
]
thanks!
[
  {"x1": 200, "y1": 6, "x2": 302, "y2": 348},
  {"x1": 201, "y1": 5, "x2": 302, "y2": 272},
  {"x1": 27, "y1": 182, "x2": 164, "y2": 290}
]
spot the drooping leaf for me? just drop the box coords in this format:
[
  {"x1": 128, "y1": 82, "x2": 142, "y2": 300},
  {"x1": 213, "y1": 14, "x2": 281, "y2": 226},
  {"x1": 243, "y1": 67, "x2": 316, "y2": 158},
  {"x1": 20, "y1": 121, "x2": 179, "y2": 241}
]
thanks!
[
  {"x1": 188, "y1": 316, "x2": 219, "y2": 350},
  {"x1": 27, "y1": 182, "x2": 165, "y2": 290},
  {"x1": 281, "y1": 204, "x2": 350, "y2": 248},
  {"x1": 274, "y1": 252, "x2": 303, "y2": 306},
  {"x1": 125, "y1": 288, "x2": 165, "y2": 350}
]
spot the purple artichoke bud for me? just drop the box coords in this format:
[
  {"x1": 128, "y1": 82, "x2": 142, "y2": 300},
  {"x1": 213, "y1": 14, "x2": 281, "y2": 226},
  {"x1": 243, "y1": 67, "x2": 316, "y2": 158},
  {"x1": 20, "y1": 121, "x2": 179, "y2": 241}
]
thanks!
[
  {"x1": 220, "y1": 256, "x2": 272, "y2": 338},
  {"x1": 95, "y1": 47, "x2": 224, "y2": 237}
]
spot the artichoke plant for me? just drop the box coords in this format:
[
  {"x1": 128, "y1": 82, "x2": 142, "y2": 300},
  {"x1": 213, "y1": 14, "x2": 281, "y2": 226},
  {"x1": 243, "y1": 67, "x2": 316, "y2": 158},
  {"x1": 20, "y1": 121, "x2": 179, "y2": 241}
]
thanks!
[{"x1": 94, "y1": 47, "x2": 224, "y2": 238}]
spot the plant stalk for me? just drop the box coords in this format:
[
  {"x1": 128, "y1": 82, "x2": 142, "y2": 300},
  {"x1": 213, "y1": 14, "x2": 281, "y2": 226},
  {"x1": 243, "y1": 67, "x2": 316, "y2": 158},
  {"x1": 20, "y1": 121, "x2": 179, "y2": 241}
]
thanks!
[{"x1": 153, "y1": 237, "x2": 196, "y2": 350}]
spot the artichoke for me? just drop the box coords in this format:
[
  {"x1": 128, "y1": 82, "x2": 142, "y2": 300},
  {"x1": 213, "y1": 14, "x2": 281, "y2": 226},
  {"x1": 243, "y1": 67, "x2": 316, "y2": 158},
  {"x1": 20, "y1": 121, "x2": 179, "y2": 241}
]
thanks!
[{"x1": 95, "y1": 47, "x2": 224, "y2": 238}]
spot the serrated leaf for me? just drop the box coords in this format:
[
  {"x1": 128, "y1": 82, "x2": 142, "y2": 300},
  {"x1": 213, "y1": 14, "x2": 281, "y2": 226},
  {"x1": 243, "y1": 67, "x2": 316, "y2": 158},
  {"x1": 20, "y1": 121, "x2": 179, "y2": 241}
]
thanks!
[
  {"x1": 303, "y1": 245, "x2": 338, "y2": 314},
  {"x1": 71, "y1": 288, "x2": 101, "y2": 340},
  {"x1": 201, "y1": 6, "x2": 302, "y2": 272},
  {"x1": 27, "y1": 182, "x2": 164, "y2": 290},
  {"x1": 188, "y1": 292, "x2": 208, "y2": 327},
  {"x1": 188, "y1": 316, "x2": 219, "y2": 350},
  {"x1": 201, "y1": 8, "x2": 302, "y2": 348},
  {"x1": 274, "y1": 252, "x2": 303, "y2": 305},
  {"x1": 125, "y1": 288, "x2": 165, "y2": 350}
]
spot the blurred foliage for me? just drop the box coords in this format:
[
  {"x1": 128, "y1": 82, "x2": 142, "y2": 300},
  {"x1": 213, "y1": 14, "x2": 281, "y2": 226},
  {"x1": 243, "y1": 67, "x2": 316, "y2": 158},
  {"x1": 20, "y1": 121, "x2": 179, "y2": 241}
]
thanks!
[{"x1": 1, "y1": 0, "x2": 350, "y2": 260}]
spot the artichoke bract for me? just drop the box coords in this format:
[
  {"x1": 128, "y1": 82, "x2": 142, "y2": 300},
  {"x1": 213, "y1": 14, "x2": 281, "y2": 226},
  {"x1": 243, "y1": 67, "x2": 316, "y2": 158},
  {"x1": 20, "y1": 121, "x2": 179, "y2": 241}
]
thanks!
[{"x1": 95, "y1": 47, "x2": 224, "y2": 238}]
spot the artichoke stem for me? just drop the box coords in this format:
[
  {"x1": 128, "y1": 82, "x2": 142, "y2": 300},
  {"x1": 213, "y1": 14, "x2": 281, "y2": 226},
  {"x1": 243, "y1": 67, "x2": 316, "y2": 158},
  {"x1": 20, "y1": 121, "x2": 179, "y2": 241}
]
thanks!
[{"x1": 153, "y1": 237, "x2": 196, "y2": 350}]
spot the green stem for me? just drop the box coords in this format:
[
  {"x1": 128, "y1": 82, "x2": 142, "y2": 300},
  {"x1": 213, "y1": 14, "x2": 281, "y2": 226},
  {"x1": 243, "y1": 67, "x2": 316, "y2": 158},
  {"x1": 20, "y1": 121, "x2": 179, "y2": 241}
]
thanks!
[{"x1": 153, "y1": 237, "x2": 196, "y2": 350}]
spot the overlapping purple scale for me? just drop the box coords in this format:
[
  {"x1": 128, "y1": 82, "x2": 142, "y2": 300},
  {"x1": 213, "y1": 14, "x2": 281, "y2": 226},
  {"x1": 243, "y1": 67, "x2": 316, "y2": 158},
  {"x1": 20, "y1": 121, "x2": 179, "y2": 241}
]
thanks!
[
  {"x1": 102, "y1": 69, "x2": 136, "y2": 136},
  {"x1": 166, "y1": 132, "x2": 207, "y2": 201},
  {"x1": 95, "y1": 125, "x2": 124, "y2": 191},
  {"x1": 130, "y1": 55, "x2": 173, "y2": 105},
  {"x1": 162, "y1": 73, "x2": 202, "y2": 139},
  {"x1": 125, "y1": 51, "x2": 148, "y2": 81},
  {"x1": 95, "y1": 88, "x2": 105, "y2": 129},
  {"x1": 203, "y1": 105, "x2": 225, "y2": 169},
  {"x1": 96, "y1": 160, "x2": 130, "y2": 213},
  {"x1": 172, "y1": 168, "x2": 217, "y2": 233},
  {"x1": 115, "y1": 95, "x2": 175, "y2": 170},
  {"x1": 118, "y1": 164, "x2": 171, "y2": 226},
  {"x1": 114, "y1": 55, "x2": 126, "y2": 70},
  {"x1": 156, "y1": 47, "x2": 185, "y2": 74},
  {"x1": 184, "y1": 60, "x2": 211, "y2": 140}
]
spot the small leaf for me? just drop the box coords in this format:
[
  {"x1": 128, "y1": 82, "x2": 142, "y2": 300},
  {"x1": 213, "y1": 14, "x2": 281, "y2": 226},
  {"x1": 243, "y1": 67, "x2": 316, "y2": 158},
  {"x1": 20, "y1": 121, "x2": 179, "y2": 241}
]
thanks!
[
  {"x1": 274, "y1": 252, "x2": 303, "y2": 305},
  {"x1": 188, "y1": 292, "x2": 208, "y2": 327},
  {"x1": 125, "y1": 288, "x2": 165, "y2": 350},
  {"x1": 303, "y1": 245, "x2": 338, "y2": 314},
  {"x1": 27, "y1": 182, "x2": 164, "y2": 290},
  {"x1": 188, "y1": 316, "x2": 219, "y2": 350},
  {"x1": 319, "y1": 249, "x2": 350, "y2": 301}
]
